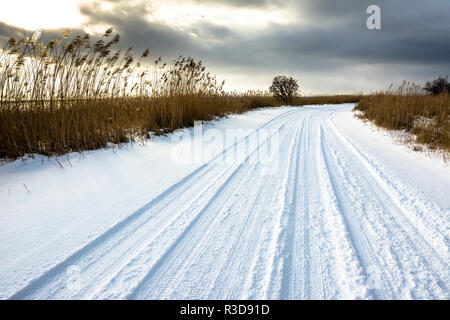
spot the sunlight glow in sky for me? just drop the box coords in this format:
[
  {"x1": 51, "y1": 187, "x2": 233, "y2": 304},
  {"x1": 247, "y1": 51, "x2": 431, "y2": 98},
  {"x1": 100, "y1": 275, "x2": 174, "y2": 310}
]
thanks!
[
  {"x1": 0, "y1": 0, "x2": 85, "y2": 30},
  {"x1": 0, "y1": 0, "x2": 296, "y2": 32},
  {"x1": 147, "y1": 0, "x2": 297, "y2": 31}
]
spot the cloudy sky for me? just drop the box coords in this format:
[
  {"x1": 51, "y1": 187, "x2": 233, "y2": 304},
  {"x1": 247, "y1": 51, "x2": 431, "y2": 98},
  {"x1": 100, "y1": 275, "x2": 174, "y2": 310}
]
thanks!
[{"x1": 1, "y1": 0, "x2": 449, "y2": 94}]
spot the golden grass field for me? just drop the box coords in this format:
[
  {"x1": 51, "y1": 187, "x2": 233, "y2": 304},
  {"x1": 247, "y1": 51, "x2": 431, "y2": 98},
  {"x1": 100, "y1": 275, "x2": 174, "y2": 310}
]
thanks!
[{"x1": 355, "y1": 82, "x2": 449, "y2": 159}]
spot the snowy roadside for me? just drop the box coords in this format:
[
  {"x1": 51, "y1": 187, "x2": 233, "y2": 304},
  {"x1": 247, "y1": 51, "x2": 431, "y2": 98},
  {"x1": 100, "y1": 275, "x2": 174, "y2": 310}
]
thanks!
[{"x1": 0, "y1": 104, "x2": 448, "y2": 300}]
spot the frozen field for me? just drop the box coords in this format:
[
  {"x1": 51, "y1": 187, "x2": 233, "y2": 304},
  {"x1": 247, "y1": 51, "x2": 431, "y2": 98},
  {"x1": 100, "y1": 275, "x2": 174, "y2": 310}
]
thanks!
[{"x1": 0, "y1": 104, "x2": 449, "y2": 299}]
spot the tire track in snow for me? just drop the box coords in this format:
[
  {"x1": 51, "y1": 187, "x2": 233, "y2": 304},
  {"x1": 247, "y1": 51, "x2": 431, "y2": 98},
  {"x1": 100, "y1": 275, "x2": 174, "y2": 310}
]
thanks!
[
  {"x1": 328, "y1": 114, "x2": 449, "y2": 264},
  {"x1": 126, "y1": 122, "x2": 290, "y2": 299},
  {"x1": 9, "y1": 109, "x2": 296, "y2": 300},
  {"x1": 279, "y1": 114, "x2": 309, "y2": 299},
  {"x1": 264, "y1": 120, "x2": 304, "y2": 299},
  {"x1": 304, "y1": 112, "x2": 333, "y2": 299},
  {"x1": 328, "y1": 110, "x2": 449, "y2": 256},
  {"x1": 207, "y1": 159, "x2": 286, "y2": 298},
  {"x1": 244, "y1": 118, "x2": 304, "y2": 299},
  {"x1": 218, "y1": 114, "x2": 310, "y2": 299},
  {"x1": 324, "y1": 118, "x2": 449, "y2": 298},
  {"x1": 315, "y1": 122, "x2": 370, "y2": 299},
  {"x1": 127, "y1": 160, "x2": 260, "y2": 299},
  {"x1": 6, "y1": 105, "x2": 448, "y2": 300},
  {"x1": 320, "y1": 126, "x2": 392, "y2": 300}
]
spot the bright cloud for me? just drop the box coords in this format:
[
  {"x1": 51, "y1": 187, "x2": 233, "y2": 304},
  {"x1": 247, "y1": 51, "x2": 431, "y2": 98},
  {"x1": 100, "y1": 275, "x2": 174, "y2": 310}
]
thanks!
[
  {"x1": 146, "y1": 0, "x2": 297, "y2": 31},
  {"x1": 0, "y1": 0, "x2": 86, "y2": 30}
]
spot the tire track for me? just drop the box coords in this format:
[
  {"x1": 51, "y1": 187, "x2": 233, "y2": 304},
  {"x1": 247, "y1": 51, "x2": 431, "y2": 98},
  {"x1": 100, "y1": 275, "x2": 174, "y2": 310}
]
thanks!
[
  {"x1": 320, "y1": 126, "x2": 392, "y2": 300},
  {"x1": 6, "y1": 105, "x2": 448, "y2": 300},
  {"x1": 9, "y1": 109, "x2": 295, "y2": 300},
  {"x1": 328, "y1": 111, "x2": 449, "y2": 253},
  {"x1": 244, "y1": 117, "x2": 304, "y2": 299},
  {"x1": 210, "y1": 113, "x2": 307, "y2": 299},
  {"x1": 316, "y1": 121, "x2": 370, "y2": 299},
  {"x1": 277, "y1": 115, "x2": 308, "y2": 299},
  {"x1": 126, "y1": 122, "x2": 290, "y2": 299},
  {"x1": 324, "y1": 119, "x2": 449, "y2": 298},
  {"x1": 328, "y1": 116, "x2": 449, "y2": 261},
  {"x1": 265, "y1": 120, "x2": 304, "y2": 299}
]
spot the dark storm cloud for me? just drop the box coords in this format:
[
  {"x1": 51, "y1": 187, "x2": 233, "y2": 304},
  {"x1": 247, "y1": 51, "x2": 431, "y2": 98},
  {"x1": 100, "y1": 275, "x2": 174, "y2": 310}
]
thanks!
[
  {"x1": 79, "y1": 0, "x2": 201, "y2": 55},
  {"x1": 0, "y1": 21, "x2": 88, "y2": 52},
  {"x1": 1, "y1": 0, "x2": 449, "y2": 93},
  {"x1": 0, "y1": 21, "x2": 22, "y2": 39}
]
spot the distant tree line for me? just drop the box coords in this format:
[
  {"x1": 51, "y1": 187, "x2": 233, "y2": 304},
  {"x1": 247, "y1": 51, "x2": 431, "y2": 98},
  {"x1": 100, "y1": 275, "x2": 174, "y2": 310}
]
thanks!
[{"x1": 268, "y1": 75, "x2": 449, "y2": 100}]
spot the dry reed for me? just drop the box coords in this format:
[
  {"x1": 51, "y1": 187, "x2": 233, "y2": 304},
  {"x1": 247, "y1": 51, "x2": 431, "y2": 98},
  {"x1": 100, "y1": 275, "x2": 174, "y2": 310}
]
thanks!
[
  {"x1": 0, "y1": 29, "x2": 362, "y2": 160},
  {"x1": 355, "y1": 81, "x2": 449, "y2": 158}
]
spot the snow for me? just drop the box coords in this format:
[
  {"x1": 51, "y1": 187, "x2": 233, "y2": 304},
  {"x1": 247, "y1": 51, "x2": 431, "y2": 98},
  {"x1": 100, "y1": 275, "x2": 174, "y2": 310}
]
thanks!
[{"x1": 0, "y1": 104, "x2": 449, "y2": 300}]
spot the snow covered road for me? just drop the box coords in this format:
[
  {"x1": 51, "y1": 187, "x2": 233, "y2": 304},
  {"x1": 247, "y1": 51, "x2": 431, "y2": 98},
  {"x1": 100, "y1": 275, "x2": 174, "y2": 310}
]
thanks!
[{"x1": 1, "y1": 104, "x2": 449, "y2": 299}]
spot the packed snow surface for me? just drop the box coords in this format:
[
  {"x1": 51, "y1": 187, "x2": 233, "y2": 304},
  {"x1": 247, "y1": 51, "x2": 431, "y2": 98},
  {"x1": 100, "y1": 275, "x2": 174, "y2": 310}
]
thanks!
[{"x1": 0, "y1": 104, "x2": 449, "y2": 300}]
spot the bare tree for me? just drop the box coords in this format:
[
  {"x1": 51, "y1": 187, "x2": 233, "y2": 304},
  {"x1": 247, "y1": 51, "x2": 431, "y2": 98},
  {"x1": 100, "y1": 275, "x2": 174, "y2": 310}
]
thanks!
[
  {"x1": 423, "y1": 76, "x2": 450, "y2": 95},
  {"x1": 269, "y1": 75, "x2": 299, "y2": 104}
]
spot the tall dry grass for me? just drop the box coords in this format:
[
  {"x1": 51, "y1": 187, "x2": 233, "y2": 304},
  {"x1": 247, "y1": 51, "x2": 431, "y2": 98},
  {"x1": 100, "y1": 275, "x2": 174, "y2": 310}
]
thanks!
[
  {"x1": 355, "y1": 81, "x2": 449, "y2": 158},
  {"x1": 0, "y1": 93, "x2": 277, "y2": 159},
  {"x1": 0, "y1": 29, "x2": 361, "y2": 160},
  {"x1": 294, "y1": 95, "x2": 363, "y2": 106}
]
